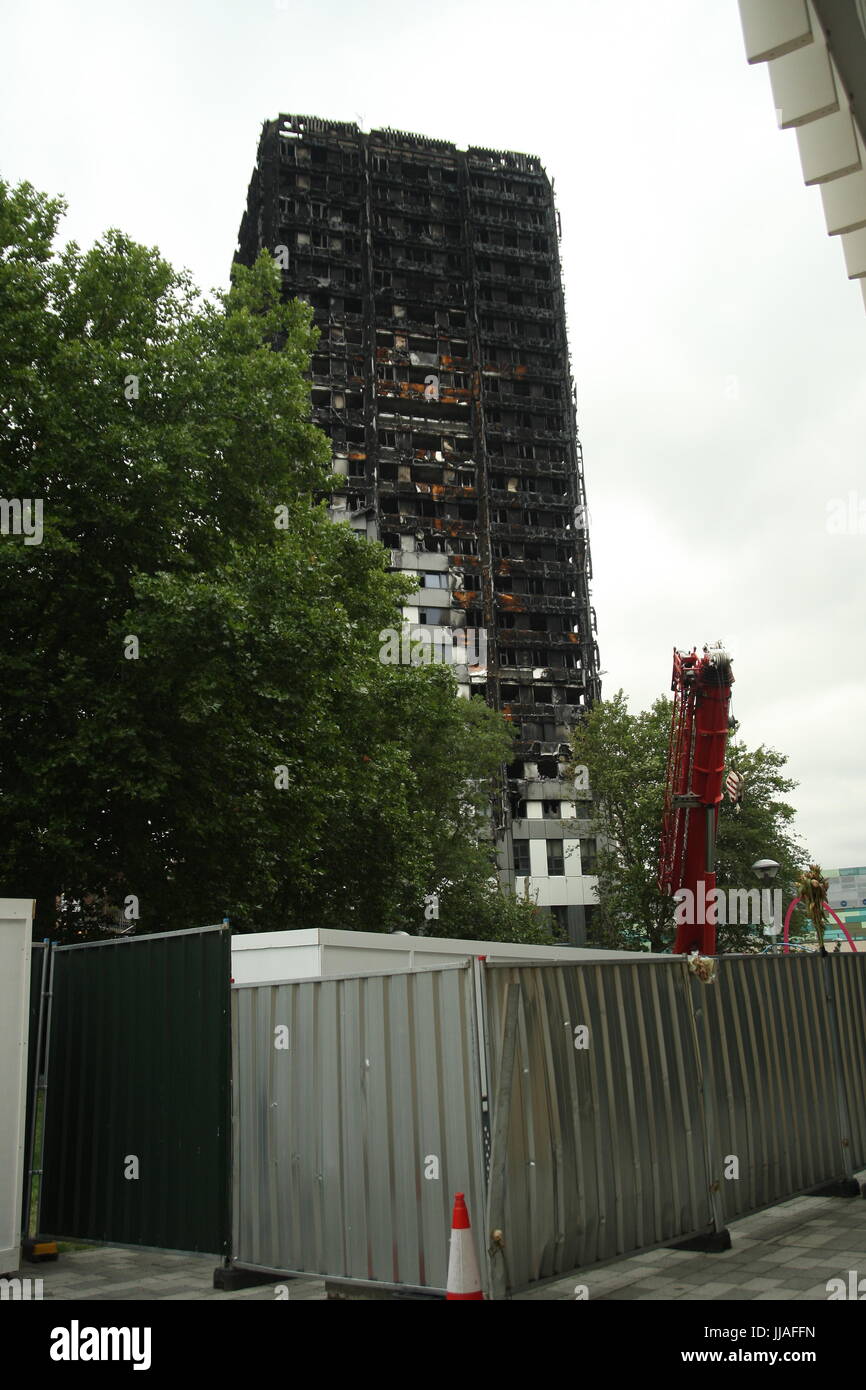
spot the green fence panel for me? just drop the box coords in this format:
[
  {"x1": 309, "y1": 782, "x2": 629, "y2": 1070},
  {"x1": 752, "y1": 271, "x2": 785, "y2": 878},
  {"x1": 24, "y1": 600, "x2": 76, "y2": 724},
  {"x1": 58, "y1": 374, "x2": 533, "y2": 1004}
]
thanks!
[{"x1": 40, "y1": 926, "x2": 230, "y2": 1255}]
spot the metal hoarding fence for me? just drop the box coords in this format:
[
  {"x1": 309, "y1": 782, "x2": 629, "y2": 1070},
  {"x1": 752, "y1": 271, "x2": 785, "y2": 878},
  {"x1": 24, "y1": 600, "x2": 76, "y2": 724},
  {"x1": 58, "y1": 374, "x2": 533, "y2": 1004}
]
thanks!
[
  {"x1": 824, "y1": 952, "x2": 866, "y2": 1171},
  {"x1": 230, "y1": 951, "x2": 866, "y2": 1298},
  {"x1": 694, "y1": 954, "x2": 851, "y2": 1220},
  {"x1": 39, "y1": 926, "x2": 231, "y2": 1255},
  {"x1": 483, "y1": 953, "x2": 866, "y2": 1295},
  {"x1": 231, "y1": 964, "x2": 487, "y2": 1293},
  {"x1": 482, "y1": 960, "x2": 716, "y2": 1295}
]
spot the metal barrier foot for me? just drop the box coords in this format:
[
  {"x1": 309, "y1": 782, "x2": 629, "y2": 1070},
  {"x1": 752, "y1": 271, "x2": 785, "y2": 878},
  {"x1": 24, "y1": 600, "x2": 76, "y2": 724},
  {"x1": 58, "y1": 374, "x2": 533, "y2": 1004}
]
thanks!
[
  {"x1": 807, "y1": 1178, "x2": 863, "y2": 1199},
  {"x1": 22, "y1": 1237, "x2": 58, "y2": 1263},
  {"x1": 669, "y1": 1228, "x2": 732, "y2": 1253},
  {"x1": 213, "y1": 1263, "x2": 288, "y2": 1291}
]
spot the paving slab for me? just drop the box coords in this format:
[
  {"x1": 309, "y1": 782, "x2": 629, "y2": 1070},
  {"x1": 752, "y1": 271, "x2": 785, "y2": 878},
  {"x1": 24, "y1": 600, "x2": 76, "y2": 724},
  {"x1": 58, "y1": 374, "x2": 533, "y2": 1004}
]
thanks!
[{"x1": 512, "y1": 1178, "x2": 866, "y2": 1301}]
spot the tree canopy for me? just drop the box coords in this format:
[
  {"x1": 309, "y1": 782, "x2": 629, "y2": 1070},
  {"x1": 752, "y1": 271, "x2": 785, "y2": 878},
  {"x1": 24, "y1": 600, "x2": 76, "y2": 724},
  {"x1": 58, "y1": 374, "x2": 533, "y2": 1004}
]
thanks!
[
  {"x1": 0, "y1": 178, "x2": 548, "y2": 944},
  {"x1": 569, "y1": 690, "x2": 810, "y2": 952}
]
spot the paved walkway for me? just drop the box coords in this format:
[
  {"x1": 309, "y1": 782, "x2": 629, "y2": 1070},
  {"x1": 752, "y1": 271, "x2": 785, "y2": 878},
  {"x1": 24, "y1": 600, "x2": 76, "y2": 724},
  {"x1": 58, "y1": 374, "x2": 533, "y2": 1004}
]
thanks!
[
  {"x1": 27, "y1": 1249, "x2": 325, "y2": 1301},
  {"x1": 513, "y1": 1186, "x2": 866, "y2": 1300},
  {"x1": 22, "y1": 1182, "x2": 866, "y2": 1301}
]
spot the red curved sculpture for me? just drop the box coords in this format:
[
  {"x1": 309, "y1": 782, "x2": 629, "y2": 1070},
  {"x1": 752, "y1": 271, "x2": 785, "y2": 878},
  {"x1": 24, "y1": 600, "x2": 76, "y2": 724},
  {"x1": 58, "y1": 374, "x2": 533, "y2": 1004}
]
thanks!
[{"x1": 781, "y1": 897, "x2": 859, "y2": 953}]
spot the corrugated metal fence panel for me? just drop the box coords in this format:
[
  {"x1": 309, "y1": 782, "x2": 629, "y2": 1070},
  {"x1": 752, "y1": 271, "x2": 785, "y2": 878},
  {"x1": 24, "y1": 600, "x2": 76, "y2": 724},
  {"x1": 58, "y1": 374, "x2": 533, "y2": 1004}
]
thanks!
[
  {"x1": 827, "y1": 953, "x2": 866, "y2": 1171},
  {"x1": 485, "y1": 961, "x2": 713, "y2": 1292},
  {"x1": 233, "y1": 965, "x2": 486, "y2": 1291},
  {"x1": 40, "y1": 927, "x2": 230, "y2": 1254},
  {"x1": 696, "y1": 955, "x2": 843, "y2": 1218}
]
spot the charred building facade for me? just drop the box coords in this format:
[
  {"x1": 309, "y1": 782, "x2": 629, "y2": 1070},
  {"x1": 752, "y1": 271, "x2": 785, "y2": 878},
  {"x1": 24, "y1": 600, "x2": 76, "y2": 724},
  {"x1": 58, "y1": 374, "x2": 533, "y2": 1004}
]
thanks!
[{"x1": 236, "y1": 114, "x2": 602, "y2": 943}]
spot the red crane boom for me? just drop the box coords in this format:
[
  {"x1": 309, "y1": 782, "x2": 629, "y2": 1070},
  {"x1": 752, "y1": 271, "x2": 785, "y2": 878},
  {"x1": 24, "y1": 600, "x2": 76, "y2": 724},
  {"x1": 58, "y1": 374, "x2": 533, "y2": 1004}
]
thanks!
[{"x1": 658, "y1": 643, "x2": 734, "y2": 955}]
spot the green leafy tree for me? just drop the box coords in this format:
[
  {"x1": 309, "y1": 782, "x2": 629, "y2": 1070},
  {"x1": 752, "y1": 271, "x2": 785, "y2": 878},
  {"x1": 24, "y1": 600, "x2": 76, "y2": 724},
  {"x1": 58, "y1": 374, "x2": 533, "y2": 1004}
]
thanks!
[
  {"x1": 569, "y1": 691, "x2": 810, "y2": 952},
  {"x1": 0, "y1": 179, "x2": 531, "y2": 942},
  {"x1": 714, "y1": 731, "x2": 810, "y2": 951},
  {"x1": 568, "y1": 692, "x2": 673, "y2": 951},
  {"x1": 423, "y1": 819, "x2": 555, "y2": 946}
]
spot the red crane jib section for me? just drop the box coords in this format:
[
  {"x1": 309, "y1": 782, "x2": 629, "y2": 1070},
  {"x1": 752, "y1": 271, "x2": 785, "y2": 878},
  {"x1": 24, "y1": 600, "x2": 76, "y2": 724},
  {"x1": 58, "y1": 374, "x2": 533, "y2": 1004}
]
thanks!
[{"x1": 658, "y1": 647, "x2": 734, "y2": 955}]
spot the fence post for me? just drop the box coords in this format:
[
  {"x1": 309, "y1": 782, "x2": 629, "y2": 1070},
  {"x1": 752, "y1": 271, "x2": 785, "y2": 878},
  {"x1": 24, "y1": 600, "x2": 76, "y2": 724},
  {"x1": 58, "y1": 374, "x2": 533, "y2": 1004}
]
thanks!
[
  {"x1": 484, "y1": 980, "x2": 521, "y2": 1300},
  {"x1": 22, "y1": 941, "x2": 51, "y2": 1242},
  {"x1": 674, "y1": 967, "x2": 732, "y2": 1251}
]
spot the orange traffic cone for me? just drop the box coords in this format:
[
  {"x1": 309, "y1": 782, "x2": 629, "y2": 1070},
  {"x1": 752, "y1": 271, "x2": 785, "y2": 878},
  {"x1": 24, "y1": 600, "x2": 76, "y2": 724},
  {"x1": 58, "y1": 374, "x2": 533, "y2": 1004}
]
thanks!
[{"x1": 446, "y1": 1192, "x2": 484, "y2": 1300}]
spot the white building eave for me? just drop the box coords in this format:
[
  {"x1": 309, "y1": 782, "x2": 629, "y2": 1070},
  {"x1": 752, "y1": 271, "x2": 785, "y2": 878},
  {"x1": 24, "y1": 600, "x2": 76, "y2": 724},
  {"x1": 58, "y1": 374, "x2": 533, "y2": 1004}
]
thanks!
[{"x1": 738, "y1": 0, "x2": 866, "y2": 313}]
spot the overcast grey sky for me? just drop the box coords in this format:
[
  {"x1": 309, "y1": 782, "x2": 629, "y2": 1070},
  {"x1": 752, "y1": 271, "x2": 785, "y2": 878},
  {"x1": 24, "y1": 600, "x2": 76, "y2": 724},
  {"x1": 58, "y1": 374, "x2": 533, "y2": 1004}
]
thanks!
[{"x1": 3, "y1": 0, "x2": 864, "y2": 867}]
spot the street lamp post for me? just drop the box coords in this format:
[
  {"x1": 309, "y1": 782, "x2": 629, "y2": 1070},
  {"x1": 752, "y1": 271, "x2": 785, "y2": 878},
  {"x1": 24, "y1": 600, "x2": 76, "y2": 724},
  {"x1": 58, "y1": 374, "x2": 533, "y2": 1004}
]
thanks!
[{"x1": 752, "y1": 858, "x2": 781, "y2": 952}]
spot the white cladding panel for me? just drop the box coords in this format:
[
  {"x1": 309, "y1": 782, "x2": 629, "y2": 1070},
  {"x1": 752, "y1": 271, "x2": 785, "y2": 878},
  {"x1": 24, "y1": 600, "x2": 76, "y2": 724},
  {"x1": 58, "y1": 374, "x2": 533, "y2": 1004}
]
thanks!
[
  {"x1": 842, "y1": 226, "x2": 866, "y2": 278},
  {"x1": 796, "y1": 108, "x2": 861, "y2": 184},
  {"x1": 739, "y1": 0, "x2": 813, "y2": 65},
  {"x1": 821, "y1": 164, "x2": 866, "y2": 235},
  {"x1": 768, "y1": 37, "x2": 838, "y2": 129},
  {"x1": 0, "y1": 899, "x2": 34, "y2": 1275},
  {"x1": 231, "y1": 926, "x2": 658, "y2": 984}
]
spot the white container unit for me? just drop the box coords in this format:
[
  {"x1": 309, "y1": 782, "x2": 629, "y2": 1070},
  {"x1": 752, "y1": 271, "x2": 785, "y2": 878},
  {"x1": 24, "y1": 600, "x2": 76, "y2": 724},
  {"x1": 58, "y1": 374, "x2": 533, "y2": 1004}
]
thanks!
[
  {"x1": 0, "y1": 899, "x2": 34, "y2": 1275},
  {"x1": 230, "y1": 926, "x2": 661, "y2": 985}
]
